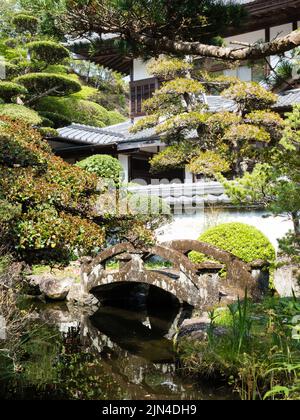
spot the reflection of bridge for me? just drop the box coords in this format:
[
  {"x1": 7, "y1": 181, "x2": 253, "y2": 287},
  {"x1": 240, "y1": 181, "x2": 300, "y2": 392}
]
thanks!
[{"x1": 81, "y1": 240, "x2": 258, "y2": 309}]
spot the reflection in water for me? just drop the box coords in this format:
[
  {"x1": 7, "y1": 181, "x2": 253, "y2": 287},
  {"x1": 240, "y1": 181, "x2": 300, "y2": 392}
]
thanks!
[{"x1": 0, "y1": 290, "x2": 233, "y2": 400}]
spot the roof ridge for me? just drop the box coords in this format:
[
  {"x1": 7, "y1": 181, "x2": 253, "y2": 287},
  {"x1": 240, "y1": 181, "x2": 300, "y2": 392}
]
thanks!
[{"x1": 68, "y1": 123, "x2": 126, "y2": 139}]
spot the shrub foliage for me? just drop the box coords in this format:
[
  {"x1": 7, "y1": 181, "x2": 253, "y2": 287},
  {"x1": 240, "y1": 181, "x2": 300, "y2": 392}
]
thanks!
[{"x1": 189, "y1": 222, "x2": 276, "y2": 264}]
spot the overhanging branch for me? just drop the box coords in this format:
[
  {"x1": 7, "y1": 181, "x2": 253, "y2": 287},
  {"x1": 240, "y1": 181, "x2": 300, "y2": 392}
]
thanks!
[{"x1": 132, "y1": 29, "x2": 300, "y2": 61}]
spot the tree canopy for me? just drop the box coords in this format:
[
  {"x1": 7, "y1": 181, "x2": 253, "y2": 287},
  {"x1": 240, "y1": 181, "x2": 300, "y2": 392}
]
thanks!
[
  {"x1": 132, "y1": 57, "x2": 284, "y2": 177},
  {"x1": 62, "y1": 0, "x2": 300, "y2": 62}
]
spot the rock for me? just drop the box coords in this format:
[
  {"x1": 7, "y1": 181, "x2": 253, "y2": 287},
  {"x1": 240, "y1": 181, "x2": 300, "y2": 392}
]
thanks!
[
  {"x1": 0, "y1": 315, "x2": 6, "y2": 340},
  {"x1": 274, "y1": 259, "x2": 300, "y2": 297},
  {"x1": 67, "y1": 283, "x2": 99, "y2": 307},
  {"x1": 22, "y1": 274, "x2": 44, "y2": 296},
  {"x1": 0, "y1": 262, "x2": 27, "y2": 290},
  {"x1": 179, "y1": 313, "x2": 229, "y2": 341},
  {"x1": 39, "y1": 277, "x2": 73, "y2": 301}
]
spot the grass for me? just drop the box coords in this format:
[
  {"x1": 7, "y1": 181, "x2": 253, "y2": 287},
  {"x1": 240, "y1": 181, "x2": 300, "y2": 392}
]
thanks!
[{"x1": 178, "y1": 293, "x2": 300, "y2": 400}]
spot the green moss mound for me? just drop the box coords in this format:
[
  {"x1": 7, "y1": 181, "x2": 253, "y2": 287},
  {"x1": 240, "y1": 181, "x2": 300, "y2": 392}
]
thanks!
[
  {"x1": 189, "y1": 222, "x2": 276, "y2": 264},
  {"x1": 0, "y1": 104, "x2": 42, "y2": 125},
  {"x1": 36, "y1": 96, "x2": 125, "y2": 128}
]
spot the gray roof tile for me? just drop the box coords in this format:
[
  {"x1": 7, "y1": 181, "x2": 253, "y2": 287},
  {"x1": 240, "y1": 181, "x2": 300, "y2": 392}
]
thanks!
[{"x1": 57, "y1": 89, "x2": 300, "y2": 148}]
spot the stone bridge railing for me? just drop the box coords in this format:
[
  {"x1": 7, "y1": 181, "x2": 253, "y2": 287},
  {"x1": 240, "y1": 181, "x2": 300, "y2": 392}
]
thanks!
[{"x1": 81, "y1": 240, "x2": 261, "y2": 309}]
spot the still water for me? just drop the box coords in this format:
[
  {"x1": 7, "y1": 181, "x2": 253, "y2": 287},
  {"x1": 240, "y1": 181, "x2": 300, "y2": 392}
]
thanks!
[{"x1": 0, "y1": 298, "x2": 233, "y2": 400}]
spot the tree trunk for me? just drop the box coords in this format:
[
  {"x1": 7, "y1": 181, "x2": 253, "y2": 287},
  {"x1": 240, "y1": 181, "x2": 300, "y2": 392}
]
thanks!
[
  {"x1": 292, "y1": 212, "x2": 300, "y2": 238},
  {"x1": 132, "y1": 29, "x2": 300, "y2": 62}
]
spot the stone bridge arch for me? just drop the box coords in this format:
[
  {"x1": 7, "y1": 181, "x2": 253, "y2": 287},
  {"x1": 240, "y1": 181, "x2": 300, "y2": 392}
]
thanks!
[{"x1": 81, "y1": 240, "x2": 257, "y2": 309}]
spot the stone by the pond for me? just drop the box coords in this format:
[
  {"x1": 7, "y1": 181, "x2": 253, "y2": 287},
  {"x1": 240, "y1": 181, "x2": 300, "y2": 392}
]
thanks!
[
  {"x1": 179, "y1": 313, "x2": 228, "y2": 341},
  {"x1": 0, "y1": 262, "x2": 27, "y2": 290},
  {"x1": 274, "y1": 259, "x2": 300, "y2": 298},
  {"x1": 67, "y1": 283, "x2": 99, "y2": 307},
  {"x1": 0, "y1": 315, "x2": 6, "y2": 340},
  {"x1": 39, "y1": 277, "x2": 73, "y2": 301}
]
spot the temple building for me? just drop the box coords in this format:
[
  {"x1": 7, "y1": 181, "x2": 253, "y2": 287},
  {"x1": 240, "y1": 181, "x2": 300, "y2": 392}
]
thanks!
[{"x1": 50, "y1": 0, "x2": 300, "y2": 184}]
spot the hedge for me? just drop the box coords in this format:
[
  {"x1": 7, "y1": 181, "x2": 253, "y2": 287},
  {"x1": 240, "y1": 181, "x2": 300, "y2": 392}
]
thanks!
[
  {"x1": 0, "y1": 81, "x2": 28, "y2": 103},
  {"x1": 38, "y1": 111, "x2": 72, "y2": 128},
  {"x1": 189, "y1": 222, "x2": 276, "y2": 265},
  {"x1": 76, "y1": 155, "x2": 123, "y2": 184},
  {"x1": 27, "y1": 41, "x2": 70, "y2": 65},
  {"x1": 36, "y1": 96, "x2": 125, "y2": 127},
  {"x1": 0, "y1": 104, "x2": 42, "y2": 125},
  {"x1": 14, "y1": 73, "x2": 82, "y2": 97}
]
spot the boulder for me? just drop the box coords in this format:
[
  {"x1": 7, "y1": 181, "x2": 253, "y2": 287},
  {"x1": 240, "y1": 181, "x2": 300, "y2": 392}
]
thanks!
[
  {"x1": 39, "y1": 277, "x2": 73, "y2": 301},
  {"x1": 274, "y1": 258, "x2": 300, "y2": 297},
  {"x1": 0, "y1": 315, "x2": 6, "y2": 340},
  {"x1": 0, "y1": 262, "x2": 27, "y2": 290},
  {"x1": 67, "y1": 283, "x2": 99, "y2": 307}
]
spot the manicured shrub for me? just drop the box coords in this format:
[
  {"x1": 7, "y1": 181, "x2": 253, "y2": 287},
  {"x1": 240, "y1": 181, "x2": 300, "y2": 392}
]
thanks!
[
  {"x1": 150, "y1": 141, "x2": 199, "y2": 173},
  {"x1": 37, "y1": 127, "x2": 59, "y2": 138},
  {"x1": 0, "y1": 82, "x2": 28, "y2": 103},
  {"x1": 107, "y1": 110, "x2": 126, "y2": 125},
  {"x1": 187, "y1": 151, "x2": 230, "y2": 176},
  {"x1": 38, "y1": 111, "x2": 72, "y2": 128},
  {"x1": 36, "y1": 96, "x2": 119, "y2": 127},
  {"x1": 12, "y1": 14, "x2": 39, "y2": 35},
  {"x1": 0, "y1": 104, "x2": 42, "y2": 125},
  {"x1": 222, "y1": 82, "x2": 277, "y2": 113},
  {"x1": 2, "y1": 62, "x2": 20, "y2": 80},
  {"x1": 189, "y1": 222, "x2": 276, "y2": 264},
  {"x1": 0, "y1": 116, "x2": 105, "y2": 264},
  {"x1": 14, "y1": 73, "x2": 82, "y2": 97},
  {"x1": 27, "y1": 41, "x2": 70, "y2": 65},
  {"x1": 76, "y1": 155, "x2": 123, "y2": 184}
]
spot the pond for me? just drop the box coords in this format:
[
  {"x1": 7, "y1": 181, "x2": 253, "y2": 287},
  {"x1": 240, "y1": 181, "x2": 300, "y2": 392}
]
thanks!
[
  {"x1": 0, "y1": 297, "x2": 234, "y2": 401},
  {"x1": 157, "y1": 208, "x2": 293, "y2": 249}
]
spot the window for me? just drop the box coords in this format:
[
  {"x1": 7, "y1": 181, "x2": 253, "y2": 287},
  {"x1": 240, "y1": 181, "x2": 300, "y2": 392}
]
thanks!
[{"x1": 130, "y1": 78, "x2": 158, "y2": 117}]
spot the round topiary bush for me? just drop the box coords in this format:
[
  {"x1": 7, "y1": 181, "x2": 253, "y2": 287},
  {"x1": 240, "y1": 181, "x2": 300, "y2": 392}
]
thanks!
[
  {"x1": 189, "y1": 222, "x2": 276, "y2": 264},
  {"x1": 14, "y1": 73, "x2": 82, "y2": 97},
  {"x1": 12, "y1": 14, "x2": 39, "y2": 35},
  {"x1": 38, "y1": 111, "x2": 72, "y2": 128},
  {"x1": 0, "y1": 104, "x2": 42, "y2": 125},
  {"x1": 76, "y1": 155, "x2": 123, "y2": 184},
  {"x1": 27, "y1": 41, "x2": 70, "y2": 65},
  {"x1": 0, "y1": 82, "x2": 28, "y2": 103},
  {"x1": 36, "y1": 96, "x2": 118, "y2": 127}
]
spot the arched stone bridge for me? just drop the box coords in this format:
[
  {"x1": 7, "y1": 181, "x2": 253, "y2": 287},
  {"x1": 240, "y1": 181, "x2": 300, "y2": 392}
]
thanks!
[{"x1": 81, "y1": 240, "x2": 259, "y2": 309}]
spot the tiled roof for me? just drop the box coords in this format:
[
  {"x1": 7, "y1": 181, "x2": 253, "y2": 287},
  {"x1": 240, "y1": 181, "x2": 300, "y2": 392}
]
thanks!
[
  {"x1": 57, "y1": 89, "x2": 300, "y2": 147},
  {"x1": 274, "y1": 88, "x2": 300, "y2": 109}
]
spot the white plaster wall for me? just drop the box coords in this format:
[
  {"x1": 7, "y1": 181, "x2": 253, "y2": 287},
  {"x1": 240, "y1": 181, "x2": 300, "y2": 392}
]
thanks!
[
  {"x1": 270, "y1": 23, "x2": 294, "y2": 69},
  {"x1": 184, "y1": 167, "x2": 194, "y2": 184},
  {"x1": 133, "y1": 59, "x2": 152, "y2": 81},
  {"x1": 224, "y1": 66, "x2": 252, "y2": 81},
  {"x1": 270, "y1": 23, "x2": 293, "y2": 40},
  {"x1": 118, "y1": 154, "x2": 130, "y2": 183},
  {"x1": 224, "y1": 29, "x2": 265, "y2": 49}
]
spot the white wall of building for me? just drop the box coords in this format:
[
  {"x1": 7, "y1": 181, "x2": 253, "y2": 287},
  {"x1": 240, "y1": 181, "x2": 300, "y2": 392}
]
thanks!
[
  {"x1": 133, "y1": 59, "x2": 151, "y2": 81},
  {"x1": 224, "y1": 29, "x2": 265, "y2": 49},
  {"x1": 270, "y1": 23, "x2": 294, "y2": 68},
  {"x1": 118, "y1": 154, "x2": 130, "y2": 183}
]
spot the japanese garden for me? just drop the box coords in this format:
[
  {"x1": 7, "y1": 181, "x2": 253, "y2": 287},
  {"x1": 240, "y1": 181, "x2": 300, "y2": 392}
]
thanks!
[{"x1": 0, "y1": 0, "x2": 299, "y2": 402}]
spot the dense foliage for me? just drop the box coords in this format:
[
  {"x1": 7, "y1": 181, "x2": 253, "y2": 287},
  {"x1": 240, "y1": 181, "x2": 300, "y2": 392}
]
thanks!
[
  {"x1": 0, "y1": 104, "x2": 42, "y2": 125},
  {"x1": 133, "y1": 57, "x2": 283, "y2": 178},
  {"x1": 61, "y1": 0, "x2": 300, "y2": 62},
  {"x1": 76, "y1": 155, "x2": 123, "y2": 185},
  {"x1": 189, "y1": 222, "x2": 276, "y2": 265},
  {"x1": 220, "y1": 105, "x2": 300, "y2": 261},
  {"x1": 179, "y1": 295, "x2": 300, "y2": 400},
  {"x1": 0, "y1": 9, "x2": 126, "y2": 130},
  {"x1": 0, "y1": 116, "x2": 106, "y2": 263}
]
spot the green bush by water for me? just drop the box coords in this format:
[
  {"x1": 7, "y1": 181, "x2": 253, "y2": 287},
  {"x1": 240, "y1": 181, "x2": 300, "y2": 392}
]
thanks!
[{"x1": 189, "y1": 222, "x2": 276, "y2": 264}]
